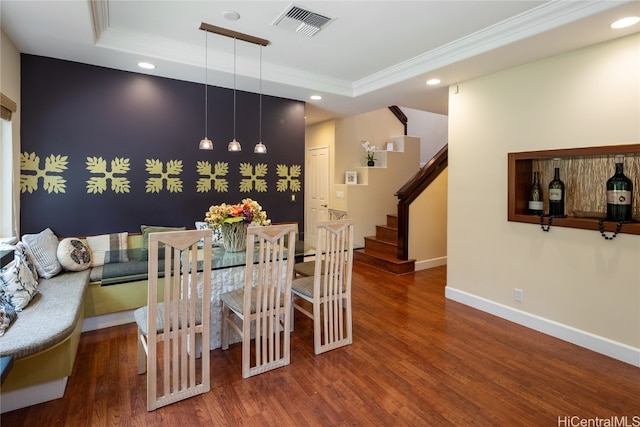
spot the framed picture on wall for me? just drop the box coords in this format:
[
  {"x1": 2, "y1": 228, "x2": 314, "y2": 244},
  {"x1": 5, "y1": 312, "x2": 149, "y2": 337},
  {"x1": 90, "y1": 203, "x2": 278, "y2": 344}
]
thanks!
[{"x1": 345, "y1": 171, "x2": 357, "y2": 185}]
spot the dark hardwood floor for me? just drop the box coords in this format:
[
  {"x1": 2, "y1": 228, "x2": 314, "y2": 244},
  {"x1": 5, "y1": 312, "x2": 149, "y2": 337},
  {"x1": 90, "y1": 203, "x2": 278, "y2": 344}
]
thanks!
[{"x1": 2, "y1": 265, "x2": 639, "y2": 426}]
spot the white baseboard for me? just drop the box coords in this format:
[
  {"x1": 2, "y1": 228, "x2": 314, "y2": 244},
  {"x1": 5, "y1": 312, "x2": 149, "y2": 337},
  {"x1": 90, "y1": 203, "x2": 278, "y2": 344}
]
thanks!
[
  {"x1": 0, "y1": 377, "x2": 67, "y2": 413},
  {"x1": 82, "y1": 309, "x2": 136, "y2": 332},
  {"x1": 445, "y1": 286, "x2": 640, "y2": 368},
  {"x1": 414, "y1": 256, "x2": 447, "y2": 271}
]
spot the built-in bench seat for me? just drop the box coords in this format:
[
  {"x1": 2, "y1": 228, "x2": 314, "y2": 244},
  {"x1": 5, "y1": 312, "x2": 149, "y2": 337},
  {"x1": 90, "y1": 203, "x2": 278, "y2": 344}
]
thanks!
[{"x1": 0, "y1": 270, "x2": 90, "y2": 413}]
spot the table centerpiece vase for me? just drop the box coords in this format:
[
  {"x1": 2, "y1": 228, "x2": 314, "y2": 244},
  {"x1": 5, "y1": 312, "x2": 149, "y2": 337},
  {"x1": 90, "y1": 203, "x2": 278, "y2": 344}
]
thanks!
[{"x1": 220, "y1": 222, "x2": 249, "y2": 252}]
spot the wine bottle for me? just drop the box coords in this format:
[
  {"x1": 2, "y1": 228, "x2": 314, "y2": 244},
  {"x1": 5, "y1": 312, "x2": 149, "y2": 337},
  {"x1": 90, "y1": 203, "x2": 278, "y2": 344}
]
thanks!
[
  {"x1": 606, "y1": 156, "x2": 633, "y2": 222},
  {"x1": 548, "y1": 167, "x2": 565, "y2": 217},
  {"x1": 528, "y1": 171, "x2": 544, "y2": 215}
]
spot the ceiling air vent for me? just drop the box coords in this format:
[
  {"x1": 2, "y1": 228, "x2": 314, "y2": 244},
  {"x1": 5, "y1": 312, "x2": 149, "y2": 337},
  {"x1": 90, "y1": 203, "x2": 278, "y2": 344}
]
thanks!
[{"x1": 272, "y1": 4, "x2": 333, "y2": 37}]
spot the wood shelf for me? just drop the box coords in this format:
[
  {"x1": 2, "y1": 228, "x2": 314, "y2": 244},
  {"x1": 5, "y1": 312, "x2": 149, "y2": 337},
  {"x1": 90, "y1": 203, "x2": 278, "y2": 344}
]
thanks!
[{"x1": 508, "y1": 144, "x2": 640, "y2": 236}]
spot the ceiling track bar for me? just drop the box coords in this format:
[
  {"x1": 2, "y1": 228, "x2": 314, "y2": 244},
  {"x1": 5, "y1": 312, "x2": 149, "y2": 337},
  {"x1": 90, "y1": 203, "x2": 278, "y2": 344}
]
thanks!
[{"x1": 199, "y1": 22, "x2": 270, "y2": 46}]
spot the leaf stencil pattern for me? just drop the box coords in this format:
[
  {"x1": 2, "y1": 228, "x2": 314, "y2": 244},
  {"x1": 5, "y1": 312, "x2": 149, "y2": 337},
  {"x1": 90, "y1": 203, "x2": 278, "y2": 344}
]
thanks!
[
  {"x1": 20, "y1": 152, "x2": 68, "y2": 194},
  {"x1": 196, "y1": 161, "x2": 229, "y2": 193},
  {"x1": 86, "y1": 157, "x2": 131, "y2": 194},
  {"x1": 145, "y1": 159, "x2": 183, "y2": 193},
  {"x1": 276, "y1": 164, "x2": 302, "y2": 192},
  {"x1": 239, "y1": 163, "x2": 268, "y2": 192}
]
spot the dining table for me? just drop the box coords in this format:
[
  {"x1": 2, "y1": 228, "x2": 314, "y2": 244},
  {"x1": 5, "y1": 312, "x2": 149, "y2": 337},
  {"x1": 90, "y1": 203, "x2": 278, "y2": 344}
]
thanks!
[{"x1": 196, "y1": 236, "x2": 314, "y2": 350}]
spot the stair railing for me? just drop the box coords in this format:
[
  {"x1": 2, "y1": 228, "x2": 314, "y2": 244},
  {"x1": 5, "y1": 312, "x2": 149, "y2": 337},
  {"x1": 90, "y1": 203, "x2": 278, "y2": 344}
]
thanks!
[
  {"x1": 394, "y1": 144, "x2": 448, "y2": 260},
  {"x1": 388, "y1": 106, "x2": 407, "y2": 135}
]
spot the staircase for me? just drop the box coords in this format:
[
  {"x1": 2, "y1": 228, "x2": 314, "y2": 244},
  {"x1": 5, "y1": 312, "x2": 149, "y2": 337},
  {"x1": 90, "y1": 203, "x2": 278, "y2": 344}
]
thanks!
[{"x1": 354, "y1": 214, "x2": 415, "y2": 274}]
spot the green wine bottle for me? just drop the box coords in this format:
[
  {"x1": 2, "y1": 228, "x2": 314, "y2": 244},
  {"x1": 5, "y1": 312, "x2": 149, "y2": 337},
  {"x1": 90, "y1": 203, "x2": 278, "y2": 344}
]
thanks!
[
  {"x1": 548, "y1": 167, "x2": 565, "y2": 217},
  {"x1": 528, "y1": 171, "x2": 544, "y2": 215},
  {"x1": 606, "y1": 156, "x2": 633, "y2": 222}
]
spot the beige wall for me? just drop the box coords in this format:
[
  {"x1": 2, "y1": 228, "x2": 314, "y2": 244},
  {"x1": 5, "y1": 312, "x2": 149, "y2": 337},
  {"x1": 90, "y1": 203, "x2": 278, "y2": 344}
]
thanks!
[
  {"x1": 409, "y1": 167, "x2": 447, "y2": 269},
  {"x1": 333, "y1": 109, "x2": 406, "y2": 245},
  {"x1": 1, "y1": 28, "x2": 21, "y2": 237},
  {"x1": 447, "y1": 34, "x2": 640, "y2": 354},
  {"x1": 333, "y1": 108, "x2": 403, "y2": 185},
  {"x1": 305, "y1": 110, "x2": 446, "y2": 256}
]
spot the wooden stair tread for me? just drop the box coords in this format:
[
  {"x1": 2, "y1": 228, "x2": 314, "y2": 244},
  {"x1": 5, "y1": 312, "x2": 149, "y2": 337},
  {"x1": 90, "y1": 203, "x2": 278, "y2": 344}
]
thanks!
[
  {"x1": 356, "y1": 213, "x2": 413, "y2": 274},
  {"x1": 355, "y1": 249, "x2": 415, "y2": 264},
  {"x1": 354, "y1": 249, "x2": 415, "y2": 274}
]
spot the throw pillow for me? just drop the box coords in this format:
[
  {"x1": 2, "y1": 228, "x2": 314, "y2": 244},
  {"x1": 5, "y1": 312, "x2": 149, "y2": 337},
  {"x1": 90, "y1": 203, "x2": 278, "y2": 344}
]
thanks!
[
  {"x1": 195, "y1": 221, "x2": 222, "y2": 248},
  {"x1": 86, "y1": 232, "x2": 129, "y2": 267},
  {"x1": 16, "y1": 242, "x2": 38, "y2": 281},
  {"x1": 21, "y1": 228, "x2": 62, "y2": 279},
  {"x1": 0, "y1": 297, "x2": 17, "y2": 337},
  {"x1": 141, "y1": 225, "x2": 187, "y2": 250},
  {"x1": 0, "y1": 245, "x2": 39, "y2": 311},
  {"x1": 57, "y1": 238, "x2": 93, "y2": 271},
  {"x1": 140, "y1": 225, "x2": 187, "y2": 261}
]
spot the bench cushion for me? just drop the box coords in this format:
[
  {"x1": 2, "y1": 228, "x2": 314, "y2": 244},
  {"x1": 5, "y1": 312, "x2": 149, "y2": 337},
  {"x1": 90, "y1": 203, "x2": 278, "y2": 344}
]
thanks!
[{"x1": 0, "y1": 270, "x2": 90, "y2": 359}]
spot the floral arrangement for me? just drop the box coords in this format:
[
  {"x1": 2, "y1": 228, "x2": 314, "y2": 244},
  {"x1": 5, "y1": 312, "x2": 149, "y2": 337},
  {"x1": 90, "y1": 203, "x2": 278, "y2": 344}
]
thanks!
[
  {"x1": 204, "y1": 198, "x2": 270, "y2": 227},
  {"x1": 361, "y1": 140, "x2": 378, "y2": 162}
]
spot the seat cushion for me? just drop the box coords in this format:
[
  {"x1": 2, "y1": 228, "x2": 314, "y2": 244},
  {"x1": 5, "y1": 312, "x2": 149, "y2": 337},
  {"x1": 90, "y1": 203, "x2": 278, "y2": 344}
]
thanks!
[
  {"x1": 291, "y1": 276, "x2": 315, "y2": 298},
  {"x1": 292, "y1": 275, "x2": 345, "y2": 299},
  {"x1": 134, "y1": 299, "x2": 203, "y2": 336},
  {"x1": 220, "y1": 287, "x2": 286, "y2": 315},
  {"x1": 293, "y1": 260, "x2": 316, "y2": 277},
  {"x1": 0, "y1": 270, "x2": 90, "y2": 359}
]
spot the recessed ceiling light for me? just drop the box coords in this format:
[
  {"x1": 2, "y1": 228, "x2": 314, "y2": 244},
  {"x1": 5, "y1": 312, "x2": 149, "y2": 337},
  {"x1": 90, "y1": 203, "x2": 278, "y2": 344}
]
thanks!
[
  {"x1": 310, "y1": 95, "x2": 322, "y2": 100},
  {"x1": 223, "y1": 10, "x2": 240, "y2": 21},
  {"x1": 426, "y1": 78, "x2": 441, "y2": 86},
  {"x1": 610, "y1": 16, "x2": 640, "y2": 29},
  {"x1": 138, "y1": 62, "x2": 156, "y2": 69}
]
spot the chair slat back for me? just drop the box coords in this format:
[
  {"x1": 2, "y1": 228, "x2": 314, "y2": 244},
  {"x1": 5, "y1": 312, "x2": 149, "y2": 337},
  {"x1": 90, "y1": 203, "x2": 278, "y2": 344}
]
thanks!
[
  {"x1": 146, "y1": 229, "x2": 212, "y2": 410},
  {"x1": 243, "y1": 224, "x2": 296, "y2": 376},
  {"x1": 313, "y1": 219, "x2": 354, "y2": 353}
]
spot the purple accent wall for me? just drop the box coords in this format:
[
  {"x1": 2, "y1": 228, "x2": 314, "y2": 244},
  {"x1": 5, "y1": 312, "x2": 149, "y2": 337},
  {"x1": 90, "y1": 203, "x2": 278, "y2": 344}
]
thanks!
[{"x1": 20, "y1": 55, "x2": 305, "y2": 237}]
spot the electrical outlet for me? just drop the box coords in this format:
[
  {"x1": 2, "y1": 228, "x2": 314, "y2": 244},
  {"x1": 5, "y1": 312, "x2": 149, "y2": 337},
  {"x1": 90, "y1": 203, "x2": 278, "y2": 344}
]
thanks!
[
  {"x1": 514, "y1": 288, "x2": 523, "y2": 302},
  {"x1": 336, "y1": 191, "x2": 344, "y2": 199}
]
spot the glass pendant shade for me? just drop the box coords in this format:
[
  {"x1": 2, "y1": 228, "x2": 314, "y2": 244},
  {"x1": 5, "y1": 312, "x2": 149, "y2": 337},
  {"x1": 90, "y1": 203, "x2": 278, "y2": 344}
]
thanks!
[
  {"x1": 199, "y1": 137, "x2": 213, "y2": 150},
  {"x1": 228, "y1": 139, "x2": 242, "y2": 152},
  {"x1": 254, "y1": 142, "x2": 267, "y2": 154}
]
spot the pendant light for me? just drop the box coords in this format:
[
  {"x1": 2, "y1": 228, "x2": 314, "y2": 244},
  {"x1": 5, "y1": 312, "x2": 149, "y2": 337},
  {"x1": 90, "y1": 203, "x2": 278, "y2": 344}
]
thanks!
[
  {"x1": 228, "y1": 37, "x2": 242, "y2": 152},
  {"x1": 199, "y1": 30, "x2": 213, "y2": 150},
  {"x1": 254, "y1": 45, "x2": 267, "y2": 154}
]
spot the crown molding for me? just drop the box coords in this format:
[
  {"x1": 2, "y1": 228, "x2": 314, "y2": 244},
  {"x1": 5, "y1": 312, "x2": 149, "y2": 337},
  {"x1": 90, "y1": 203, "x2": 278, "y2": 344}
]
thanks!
[
  {"x1": 89, "y1": 0, "x2": 109, "y2": 43},
  {"x1": 353, "y1": 0, "x2": 629, "y2": 95},
  {"x1": 89, "y1": 0, "x2": 629, "y2": 100}
]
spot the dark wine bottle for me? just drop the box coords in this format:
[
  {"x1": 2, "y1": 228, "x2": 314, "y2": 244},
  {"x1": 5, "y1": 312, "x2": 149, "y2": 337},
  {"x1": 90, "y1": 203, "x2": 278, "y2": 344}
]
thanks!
[
  {"x1": 528, "y1": 171, "x2": 544, "y2": 215},
  {"x1": 606, "y1": 156, "x2": 633, "y2": 222},
  {"x1": 548, "y1": 167, "x2": 565, "y2": 217}
]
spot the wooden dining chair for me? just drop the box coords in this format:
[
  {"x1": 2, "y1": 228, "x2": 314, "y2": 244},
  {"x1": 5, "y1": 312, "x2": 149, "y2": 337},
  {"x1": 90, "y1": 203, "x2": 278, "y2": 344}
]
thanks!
[
  {"x1": 294, "y1": 212, "x2": 347, "y2": 277},
  {"x1": 292, "y1": 219, "x2": 354, "y2": 355},
  {"x1": 220, "y1": 223, "x2": 296, "y2": 378},
  {"x1": 134, "y1": 229, "x2": 212, "y2": 411}
]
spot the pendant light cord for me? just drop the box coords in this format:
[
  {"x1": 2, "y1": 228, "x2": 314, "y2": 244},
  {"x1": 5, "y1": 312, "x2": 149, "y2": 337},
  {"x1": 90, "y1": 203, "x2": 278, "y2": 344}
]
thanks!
[
  {"x1": 259, "y1": 45, "x2": 262, "y2": 142},
  {"x1": 233, "y1": 37, "x2": 237, "y2": 140},
  {"x1": 204, "y1": 31, "x2": 208, "y2": 137}
]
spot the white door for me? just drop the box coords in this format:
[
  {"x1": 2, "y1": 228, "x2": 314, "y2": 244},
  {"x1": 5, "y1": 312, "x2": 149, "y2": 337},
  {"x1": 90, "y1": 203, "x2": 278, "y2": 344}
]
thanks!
[{"x1": 306, "y1": 146, "x2": 329, "y2": 245}]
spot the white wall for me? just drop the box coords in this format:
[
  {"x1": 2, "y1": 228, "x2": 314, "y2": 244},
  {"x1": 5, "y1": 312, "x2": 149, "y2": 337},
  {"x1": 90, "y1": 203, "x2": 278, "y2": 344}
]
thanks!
[
  {"x1": 447, "y1": 34, "x2": 640, "y2": 365},
  {"x1": 404, "y1": 107, "x2": 448, "y2": 165},
  {"x1": 0, "y1": 28, "x2": 21, "y2": 238}
]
